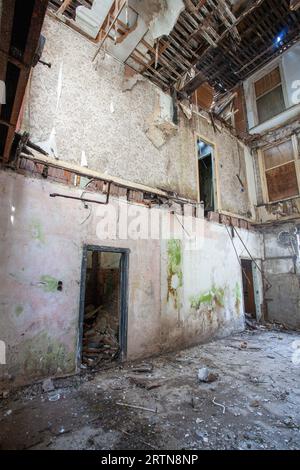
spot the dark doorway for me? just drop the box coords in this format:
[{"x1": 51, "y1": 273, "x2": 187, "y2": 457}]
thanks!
[
  {"x1": 79, "y1": 246, "x2": 129, "y2": 369},
  {"x1": 197, "y1": 138, "x2": 215, "y2": 216},
  {"x1": 241, "y1": 259, "x2": 256, "y2": 318}
]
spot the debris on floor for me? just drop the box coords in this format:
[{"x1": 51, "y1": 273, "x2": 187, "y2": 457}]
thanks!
[
  {"x1": 198, "y1": 367, "x2": 219, "y2": 383},
  {"x1": 245, "y1": 314, "x2": 294, "y2": 333},
  {"x1": 128, "y1": 376, "x2": 163, "y2": 390},
  {"x1": 82, "y1": 305, "x2": 119, "y2": 368},
  {"x1": 42, "y1": 378, "x2": 55, "y2": 393},
  {"x1": 131, "y1": 363, "x2": 154, "y2": 374},
  {"x1": 1, "y1": 330, "x2": 300, "y2": 450}
]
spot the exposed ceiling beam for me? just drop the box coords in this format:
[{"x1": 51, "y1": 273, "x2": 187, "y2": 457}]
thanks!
[
  {"x1": 57, "y1": 0, "x2": 73, "y2": 16},
  {"x1": 179, "y1": 0, "x2": 268, "y2": 95}
]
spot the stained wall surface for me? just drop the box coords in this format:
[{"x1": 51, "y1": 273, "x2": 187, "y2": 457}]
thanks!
[
  {"x1": 262, "y1": 223, "x2": 300, "y2": 329},
  {"x1": 23, "y1": 14, "x2": 256, "y2": 220},
  {"x1": 0, "y1": 170, "x2": 263, "y2": 387}
]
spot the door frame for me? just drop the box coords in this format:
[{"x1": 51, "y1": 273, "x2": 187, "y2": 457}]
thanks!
[
  {"x1": 240, "y1": 257, "x2": 261, "y2": 320},
  {"x1": 195, "y1": 134, "x2": 220, "y2": 211},
  {"x1": 78, "y1": 245, "x2": 130, "y2": 368}
]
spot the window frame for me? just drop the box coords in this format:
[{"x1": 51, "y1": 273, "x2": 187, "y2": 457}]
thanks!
[
  {"x1": 258, "y1": 135, "x2": 300, "y2": 204},
  {"x1": 252, "y1": 62, "x2": 289, "y2": 127}
]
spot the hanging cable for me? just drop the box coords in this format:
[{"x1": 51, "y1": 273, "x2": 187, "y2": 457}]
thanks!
[
  {"x1": 231, "y1": 224, "x2": 272, "y2": 289},
  {"x1": 224, "y1": 223, "x2": 251, "y2": 285}
]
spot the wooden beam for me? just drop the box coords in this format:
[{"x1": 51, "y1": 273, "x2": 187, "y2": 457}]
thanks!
[
  {"x1": 23, "y1": 0, "x2": 49, "y2": 65},
  {"x1": 20, "y1": 148, "x2": 194, "y2": 203},
  {"x1": 179, "y1": 0, "x2": 267, "y2": 95},
  {"x1": 57, "y1": 0, "x2": 73, "y2": 16}
]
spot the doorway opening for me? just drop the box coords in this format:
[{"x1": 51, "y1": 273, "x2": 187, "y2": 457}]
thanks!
[
  {"x1": 79, "y1": 246, "x2": 129, "y2": 369},
  {"x1": 197, "y1": 138, "x2": 215, "y2": 216},
  {"x1": 241, "y1": 259, "x2": 256, "y2": 319}
]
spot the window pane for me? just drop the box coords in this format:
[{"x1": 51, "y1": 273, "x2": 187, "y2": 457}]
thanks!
[
  {"x1": 266, "y1": 161, "x2": 299, "y2": 202},
  {"x1": 257, "y1": 85, "x2": 285, "y2": 124},
  {"x1": 255, "y1": 67, "x2": 281, "y2": 98},
  {"x1": 264, "y1": 139, "x2": 294, "y2": 170}
]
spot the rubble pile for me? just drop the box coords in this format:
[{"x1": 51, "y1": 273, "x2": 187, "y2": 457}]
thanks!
[
  {"x1": 245, "y1": 313, "x2": 295, "y2": 332},
  {"x1": 82, "y1": 305, "x2": 119, "y2": 368}
]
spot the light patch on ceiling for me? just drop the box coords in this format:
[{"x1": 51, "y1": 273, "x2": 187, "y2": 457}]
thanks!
[{"x1": 148, "y1": 0, "x2": 185, "y2": 40}]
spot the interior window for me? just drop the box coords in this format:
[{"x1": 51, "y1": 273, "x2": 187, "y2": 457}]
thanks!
[
  {"x1": 255, "y1": 67, "x2": 285, "y2": 124},
  {"x1": 263, "y1": 139, "x2": 299, "y2": 202}
]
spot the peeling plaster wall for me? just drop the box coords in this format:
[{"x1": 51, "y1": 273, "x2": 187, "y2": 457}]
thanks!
[
  {"x1": 161, "y1": 224, "x2": 263, "y2": 351},
  {"x1": 261, "y1": 223, "x2": 300, "y2": 329},
  {"x1": 23, "y1": 15, "x2": 197, "y2": 200},
  {"x1": 23, "y1": 14, "x2": 256, "y2": 220},
  {"x1": 0, "y1": 170, "x2": 263, "y2": 387}
]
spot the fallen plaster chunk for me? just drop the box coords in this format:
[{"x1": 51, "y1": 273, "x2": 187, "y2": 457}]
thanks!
[
  {"x1": 42, "y1": 378, "x2": 55, "y2": 393},
  {"x1": 198, "y1": 367, "x2": 219, "y2": 383}
]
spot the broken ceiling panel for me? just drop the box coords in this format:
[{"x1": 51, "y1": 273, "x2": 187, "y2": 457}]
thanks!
[{"x1": 49, "y1": 0, "x2": 300, "y2": 99}]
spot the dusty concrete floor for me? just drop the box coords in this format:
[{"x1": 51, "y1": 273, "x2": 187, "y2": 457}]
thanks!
[{"x1": 0, "y1": 329, "x2": 300, "y2": 450}]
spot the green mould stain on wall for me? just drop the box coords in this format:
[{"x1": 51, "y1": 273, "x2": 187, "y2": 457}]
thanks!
[
  {"x1": 39, "y1": 275, "x2": 60, "y2": 293},
  {"x1": 235, "y1": 282, "x2": 242, "y2": 315},
  {"x1": 15, "y1": 305, "x2": 23, "y2": 317},
  {"x1": 167, "y1": 239, "x2": 183, "y2": 309},
  {"x1": 30, "y1": 219, "x2": 45, "y2": 244},
  {"x1": 22, "y1": 332, "x2": 75, "y2": 378},
  {"x1": 190, "y1": 286, "x2": 226, "y2": 311}
]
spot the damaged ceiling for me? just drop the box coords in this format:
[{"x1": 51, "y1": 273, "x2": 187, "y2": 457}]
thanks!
[{"x1": 49, "y1": 0, "x2": 300, "y2": 99}]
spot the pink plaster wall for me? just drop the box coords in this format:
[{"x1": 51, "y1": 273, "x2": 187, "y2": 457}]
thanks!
[
  {"x1": 0, "y1": 170, "x2": 162, "y2": 387},
  {"x1": 0, "y1": 170, "x2": 263, "y2": 388}
]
